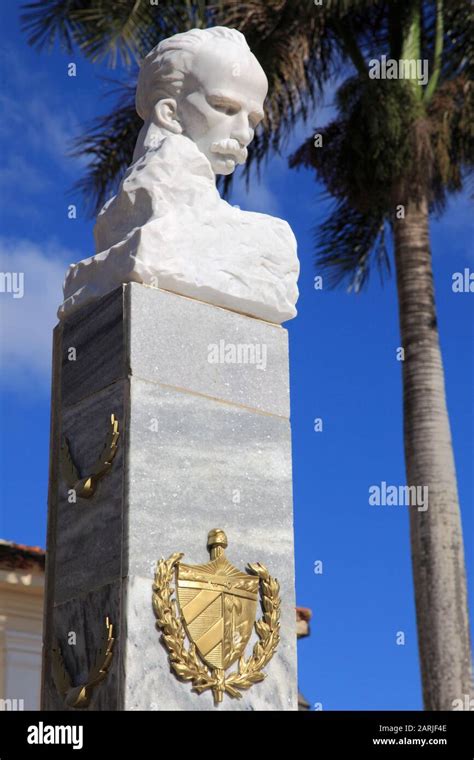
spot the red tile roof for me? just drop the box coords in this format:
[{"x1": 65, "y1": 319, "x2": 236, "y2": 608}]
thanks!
[
  {"x1": 296, "y1": 606, "x2": 312, "y2": 622},
  {"x1": 0, "y1": 540, "x2": 45, "y2": 570}
]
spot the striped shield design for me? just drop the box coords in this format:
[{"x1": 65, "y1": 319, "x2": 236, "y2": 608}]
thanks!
[{"x1": 176, "y1": 555, "x2": 259, "y2": 670}]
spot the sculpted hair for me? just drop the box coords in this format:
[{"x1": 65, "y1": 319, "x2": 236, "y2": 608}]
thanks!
[{"x1": 136, "y1": 27, "x2": 251, "y2": 121}]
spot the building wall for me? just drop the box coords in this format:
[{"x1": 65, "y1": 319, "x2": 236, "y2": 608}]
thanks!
[{"x1": 0, "y1": 566, "x2": 44, "y2": 710}]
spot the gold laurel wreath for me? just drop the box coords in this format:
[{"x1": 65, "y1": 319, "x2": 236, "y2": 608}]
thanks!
[
  {"x1": 152, "y1": 553, "x2": 280, "y2": 704},
  {"x1": 51, "y1": 617, "x2": 115, "y2": 709},
  {"x1": 60, "y1": 413, "x2": 120, "y2": 499}
]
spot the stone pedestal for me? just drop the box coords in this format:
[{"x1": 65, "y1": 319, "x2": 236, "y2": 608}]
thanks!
[{"x1": 42, "y1": 283, "x2": 297, "y2": 710}]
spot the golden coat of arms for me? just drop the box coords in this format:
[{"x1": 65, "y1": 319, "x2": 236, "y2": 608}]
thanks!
[{"x1": 152, "y1": 529, "x2": 280, "y2": 704}]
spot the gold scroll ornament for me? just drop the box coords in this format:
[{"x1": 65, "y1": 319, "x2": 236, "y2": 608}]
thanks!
[
  {"x1": 60, "y1": 413, "x2": 120, "y2": 499},
  {"x1": 152, "y1": 529, "x2": 281, "y2": 705},
  {"x1": 51, "y1": 617, "x2": 115, "y2": 708}
]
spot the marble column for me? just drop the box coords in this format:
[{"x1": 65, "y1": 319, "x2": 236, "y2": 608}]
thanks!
[{"x1": 42, "y1": 283, "x2": 297, "y2": 710}]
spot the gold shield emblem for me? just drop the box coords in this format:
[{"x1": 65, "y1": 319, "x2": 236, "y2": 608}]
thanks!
[
  {"x1": 176, "y1": 544, "x2": 259, "y2": 671},
  {"x1": 152, "y1": 529, "x2": 280, "y2": 704}
]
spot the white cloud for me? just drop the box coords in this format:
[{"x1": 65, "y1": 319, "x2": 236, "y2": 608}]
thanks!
[
  {"x1": 0, "y1": 47, "x2": 84, "y2": 175},
  {"x1": 0, "y1": 238, "x2": 75, "y2": 392},
  {"x1": 0, "y1": 154, "x2": 51, "y2": 195},
  {"x1": 26, "y1": 98, "x2": 83, "y2": 173},
  {"x1": 231, "y1": 171, "x2": 282, "y2": 216}
]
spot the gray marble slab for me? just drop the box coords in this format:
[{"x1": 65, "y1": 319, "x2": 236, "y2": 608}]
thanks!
[
  {"x1": 42, "y1": 580, "x2": 121, "y2": 711},
  {"x1": 122, "y1": 572, "x2": 296, "y2": 711},
  {"x1": 61, "y1": 287, "x2": 126, "y2": 408},
  {"x1": 125, "y1": 378, "x2": 294, "y2": 580},
  {"x1": 121, "y1": 377, "x2": 297, "y2": 710},
  {"x1": 44, "y1": 284, "x2": 297, "y2": 710},
  {"x1": 126, "y1": 284, "x2": 290, "y2": 418},
  {"x1": 41, "y1": 326, "x2": 63, "y2": 704},
  {"x1": 53, "y1": 381, "x2": 126, "y2": 605},
  {"x1": 59, "y1": 284, "x2": 289, "y2": 416}
]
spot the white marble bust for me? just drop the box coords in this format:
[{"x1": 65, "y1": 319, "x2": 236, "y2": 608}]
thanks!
[{"x1": 58, "y1": 27, "x2": 299, "y2": 324}]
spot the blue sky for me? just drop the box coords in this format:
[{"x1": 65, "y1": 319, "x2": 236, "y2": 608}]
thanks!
[{"x1": 0, "y1": 2, "x2": 473, "y2": 710}]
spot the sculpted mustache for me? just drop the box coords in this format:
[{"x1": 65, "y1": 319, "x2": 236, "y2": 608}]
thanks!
[{"x1": 210, "y1": 139, "x2": 248, "y2": 164}]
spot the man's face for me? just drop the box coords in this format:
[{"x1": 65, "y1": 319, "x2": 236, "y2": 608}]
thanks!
[{"x1": 177, "y1": 40, "x2": 268, "y2": 175}]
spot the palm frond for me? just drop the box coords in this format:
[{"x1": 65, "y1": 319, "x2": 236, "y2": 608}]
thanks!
[
  {"x1": 23, "y1": 0, "x2": 474, "y2": 256},
  {"x1": 70, "y1": 83, "x2": 142, "y2": 215},
  {"x1": 315, "y1": 200, "x2": 389, "y2": 291},
  {"x1": 290, "y1": 77, "x2": 421, "y2": 214},
  {"x1": 428, "y1": 74, "x2": 474, "y2": 212},
  {"x1": 69, "y1": 1, "x2": 160, "y2": 67},
  {"x1": 21, "y1": 0, "x2": 89, "y2": 52},
  {"x1": 21, "y1": 0, "x2": 215, "y2": 66},
  {"x1": 291, "y1": 65, "x2": 473, "y2": 283},
  {"x1": 214, "y1": 1, "x2": 338, "y2": 183},
  {"x1": 441, "y1": 0, "x2": 474, "y2": 81},
  {"x1": 70, "y1": 0, "x2": 215, "y2": 66}
]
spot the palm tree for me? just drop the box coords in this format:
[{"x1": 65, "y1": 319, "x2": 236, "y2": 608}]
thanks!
[{"x1": 22, "y1": 0, "x2": 473, "y2": 709}]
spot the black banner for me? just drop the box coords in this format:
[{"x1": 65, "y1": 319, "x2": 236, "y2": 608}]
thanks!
[{"x1": 0, "y1": 710, "x2": 472, "y2": 757}]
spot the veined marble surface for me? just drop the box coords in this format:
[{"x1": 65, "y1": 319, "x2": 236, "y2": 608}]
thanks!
[{"x1": 44, "y1": 283, "x2": 297, "y2": 710}]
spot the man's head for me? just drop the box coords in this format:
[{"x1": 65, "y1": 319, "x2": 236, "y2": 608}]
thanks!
[{"x1": 136, "y1": 27, "x2": 268, "y2": 175}]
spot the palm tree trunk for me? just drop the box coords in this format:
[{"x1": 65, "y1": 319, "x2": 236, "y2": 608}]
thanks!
[{"x1": 393, "y1": 197, "x2": 473, "y2": 710}]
